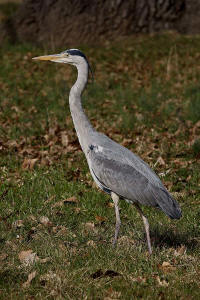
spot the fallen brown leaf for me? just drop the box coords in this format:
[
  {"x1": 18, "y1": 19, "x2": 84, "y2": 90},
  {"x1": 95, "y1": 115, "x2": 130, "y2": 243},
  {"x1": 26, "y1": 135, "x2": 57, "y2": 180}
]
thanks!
[
  {"x1": 195, "y1": 120, "x2": 200, "y2": 128},
  {"x1": 61, "y1": 131, "x2": 69, "y2": 147},
  {"x1": 52, "y1": 225, "x2": 68, "y2": 236},
  {"x1": 39, "y1": 216, "x2": 51, "y2": 226},
  {"x1": 40, "y1": 157, "x2": 51, "y2": 166},
  {"x1": 74, "y1": 207, "x2": 81, "y2": 213},
  {"x1": 22, "y1": 158, "x2": 38, "y2": 170},
  {"x1": 174, "y1": 245, "x2": 186, "y2": 256},
  {"x1": 155, "y1": 156, "x2": 165, "y2": 166},
  {"x1": 121, "y1": 138, "x2": 133, "y2": 147},
  {"x1": 95, "y1": 215, "x2": 106, "y2": 223},
  {"x1": 40, "y1": 257, "x2": 50, "y2": 264},
  {"x1": 0, "y1": 253, "x2": 8, "y2": 261},
  {"x1": 87, "y1": 240, "x2": 97, "y2": 248},
  {"x1": 156, "y1": 276, "x2": 169, "y2": 287},
  {"x1": 22, "y1": 271, "x2": 36, "y2": 288},
  {"x1": 130, "y1": 276, "x2": 146, "y2": 284},
  {"x1": 106, "y1": 202, "x2": 114, "y2": 208},
  {"x1": 158, "y1": 261, "x2": 176, "y2": 273},
  {"x1": 18, "y1": 250, "x2": 39, "y2": 266},
  {"x1": 28, "y1": 215, "x2": 37, "y2": 222}
]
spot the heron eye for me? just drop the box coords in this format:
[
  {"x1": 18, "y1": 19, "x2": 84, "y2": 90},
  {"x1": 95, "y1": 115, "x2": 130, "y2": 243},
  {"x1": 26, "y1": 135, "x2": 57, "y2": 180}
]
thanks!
[{"x1": 61, "y1": 52, "x2": 69, "y2": 57}]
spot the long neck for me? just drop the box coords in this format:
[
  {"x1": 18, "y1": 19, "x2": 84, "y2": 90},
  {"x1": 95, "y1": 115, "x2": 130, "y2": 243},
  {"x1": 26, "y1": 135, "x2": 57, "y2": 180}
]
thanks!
[{"x1": 69, "y1": 61, "x2": 94, "y2": 154}]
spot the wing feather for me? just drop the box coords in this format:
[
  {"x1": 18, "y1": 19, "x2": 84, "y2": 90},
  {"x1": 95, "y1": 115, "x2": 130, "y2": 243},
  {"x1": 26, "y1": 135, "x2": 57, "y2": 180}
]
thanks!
[
  {"x1": 87, "y1": 144, "x2": 182, "y2": 219},
  {"x1": 88, "y1": 144, "x2": 157, "y2": 206}
]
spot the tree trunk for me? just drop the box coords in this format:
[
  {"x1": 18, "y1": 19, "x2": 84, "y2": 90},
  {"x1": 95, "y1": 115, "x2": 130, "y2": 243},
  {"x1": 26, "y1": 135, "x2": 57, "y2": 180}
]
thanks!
[{"x1": 3, "y1": 0, "x2": 200, "y2": 47}]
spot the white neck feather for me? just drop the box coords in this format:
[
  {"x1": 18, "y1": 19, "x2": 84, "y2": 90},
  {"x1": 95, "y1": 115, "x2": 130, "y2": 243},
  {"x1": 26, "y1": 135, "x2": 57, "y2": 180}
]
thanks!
[{"x1": 69, "y1": 60, "x2": 94, "y2": 154}]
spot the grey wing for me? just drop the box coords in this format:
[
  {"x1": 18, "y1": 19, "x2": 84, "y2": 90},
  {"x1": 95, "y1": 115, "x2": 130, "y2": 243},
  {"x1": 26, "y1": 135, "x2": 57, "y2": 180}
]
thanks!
[
  {"x1": 87, "y1": 144, "x2": 182, "y2": 219},
  {"x1": 87, "y1": 144, "x2": 158, "y2": 206}
]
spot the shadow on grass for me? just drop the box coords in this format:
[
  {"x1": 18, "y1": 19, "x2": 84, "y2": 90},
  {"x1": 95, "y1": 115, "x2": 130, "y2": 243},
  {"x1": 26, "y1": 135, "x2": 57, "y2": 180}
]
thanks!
[{"x1": 151, "y1": 227, "x2": 199, "y2": 250}]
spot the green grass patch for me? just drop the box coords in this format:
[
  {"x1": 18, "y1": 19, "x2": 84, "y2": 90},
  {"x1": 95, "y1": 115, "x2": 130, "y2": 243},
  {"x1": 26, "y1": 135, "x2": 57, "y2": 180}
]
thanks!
[{"x1": 0, "y1": 33, "x2": 200, "y2": 299}]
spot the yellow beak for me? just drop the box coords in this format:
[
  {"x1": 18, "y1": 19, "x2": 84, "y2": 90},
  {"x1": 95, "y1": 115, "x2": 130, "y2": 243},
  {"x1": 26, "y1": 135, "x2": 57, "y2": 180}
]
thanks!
[{"x1": 32, "y1": 54, "x2": 63, "y2": 61}]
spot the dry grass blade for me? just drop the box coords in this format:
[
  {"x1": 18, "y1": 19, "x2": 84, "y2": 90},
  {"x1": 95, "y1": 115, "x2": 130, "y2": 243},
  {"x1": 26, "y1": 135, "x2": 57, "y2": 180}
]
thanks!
[{"x1": 22, "y1": 271, "x2": 37, "y2": 288}]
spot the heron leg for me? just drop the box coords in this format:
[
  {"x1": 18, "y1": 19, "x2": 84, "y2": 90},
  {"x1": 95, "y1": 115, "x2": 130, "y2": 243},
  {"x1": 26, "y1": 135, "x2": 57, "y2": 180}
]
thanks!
[
  {"x1": 133, "y1": 203, "x2": 152, "y2": 255},
  {"x1": 111, "y1": 192, "x2": 121, "y2": 247}
]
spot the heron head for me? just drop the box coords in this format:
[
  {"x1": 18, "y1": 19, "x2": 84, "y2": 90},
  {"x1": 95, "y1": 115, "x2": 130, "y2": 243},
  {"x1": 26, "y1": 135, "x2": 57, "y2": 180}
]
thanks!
[
  {"x1": 32, "y1": 49, "x2": 88, "y2": 66},
  {"x1": 33, "y1": 49, "x2": 93, "y2": 79}
]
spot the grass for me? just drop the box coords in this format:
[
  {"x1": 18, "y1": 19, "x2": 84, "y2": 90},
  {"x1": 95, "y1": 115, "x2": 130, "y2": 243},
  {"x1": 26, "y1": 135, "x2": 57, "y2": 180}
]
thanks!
[{"x1": 0, "y1": 32, "x2": 200, "y2": 299}]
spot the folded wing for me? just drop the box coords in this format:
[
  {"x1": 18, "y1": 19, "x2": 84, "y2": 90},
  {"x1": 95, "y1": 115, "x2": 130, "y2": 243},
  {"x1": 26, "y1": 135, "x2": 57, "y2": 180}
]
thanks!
[{"x1": 87, "y1": 144, "x2": 181, "y2": 219}]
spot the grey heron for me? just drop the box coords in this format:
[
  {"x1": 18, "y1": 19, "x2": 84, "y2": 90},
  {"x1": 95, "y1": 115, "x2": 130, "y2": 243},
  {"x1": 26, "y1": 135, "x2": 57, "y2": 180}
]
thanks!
[{"x1": 33, "y1": 49, "x2": 182, "y2": 254}]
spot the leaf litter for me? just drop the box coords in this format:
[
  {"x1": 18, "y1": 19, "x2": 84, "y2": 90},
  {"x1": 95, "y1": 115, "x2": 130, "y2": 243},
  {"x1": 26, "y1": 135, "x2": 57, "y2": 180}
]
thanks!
[
  {"x1": 18, "y1": 250, "x2": 49, "y2": 266},
  {"x1": 18, "y1": 250, "x2": 39, "y2": 266},
  {"x1": 22, "y1": 271, "x2": 37, "y2": 288},
  {"x1": 0, "y1": 34, "x2": 200, "y2": 299}
]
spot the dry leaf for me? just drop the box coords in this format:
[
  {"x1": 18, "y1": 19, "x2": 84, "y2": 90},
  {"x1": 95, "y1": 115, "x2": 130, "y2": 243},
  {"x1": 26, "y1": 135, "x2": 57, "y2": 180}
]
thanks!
[
  {"x1": 11, "y1": 105, "x2": 21, "y2": 113},
  {"x1": 18, "y1": 250, "x2": 39, "y2": 266},
  {"x1": 84, "y1": 222, "x2": 98, "y2": 235},
  {"x1": 40, "y1": 257, "x2": 50, "y2": 263},
  {"x1": 61, "y1": 131, "x2": 69, "y2": 147},
  {"x1": 22, "y1": 158, "x2": 38, "y2": 170},
  {"x1": 52, "y1": 225, "x2": 67, "y2": 236},
  {"x1": 39, "y1": 216, "x2": 51, "y2": 226},
  {"x1": 95, "y1": 215, "x2": 106, "y2": 223},
  {"x1": 135, "y1": 112, "x2": 144, "y2": 122},
  {"x1": 49, "y1": 124, "x2": 60, "y2": 137},
  {"x1": 40, "y1": 157, "x2": 51, "y2": 166},
  {"x1": 174, "y1": 245, "x2": 186, "y2": 256},
  {"x1": 130, "y1": 276, "x2": 146, "y2": 284},
  {"x1": 106, "y1": 202, "x2": 114, "y2": 208},
  {"x1": 121, "y1": 138, "x2": 133, "y2": 147},
  {"x1": 87, "y1": 240, "x2": 97, "y2": 248},
  {"x1": 23, "y1": 271, "x2": 36, "y2": 288},
  {"x1": 74, "y1": 207, "x2": 81, "y2": 213},
  {"x1": 28, "y1": 215, "x2": 37, "y2": 222},
  {"x1": 64, "y1": 196, "x2": 78, "y2": 203},
  {"x1": 156, "y1": 276, "x2": 169, "y2": 287},
  {"x1": 155, "y1": 156, "x2": 165, "y2": 166},
  {"x1": 159, "y1": 261, "x2": 176, "y2": 272},
  {"x1": 195, "y1": 120, "x2": 200, "y2": 128},
  {"x1": 0, "y1": 253, "x2": 8, "y2": 261}
]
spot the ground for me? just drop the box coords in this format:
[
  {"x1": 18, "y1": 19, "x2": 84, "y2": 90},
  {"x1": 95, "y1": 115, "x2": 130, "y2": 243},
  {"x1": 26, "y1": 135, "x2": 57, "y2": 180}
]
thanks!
[{"x1": 0, "y1": 29, "x2": 200, "y2": 299}]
